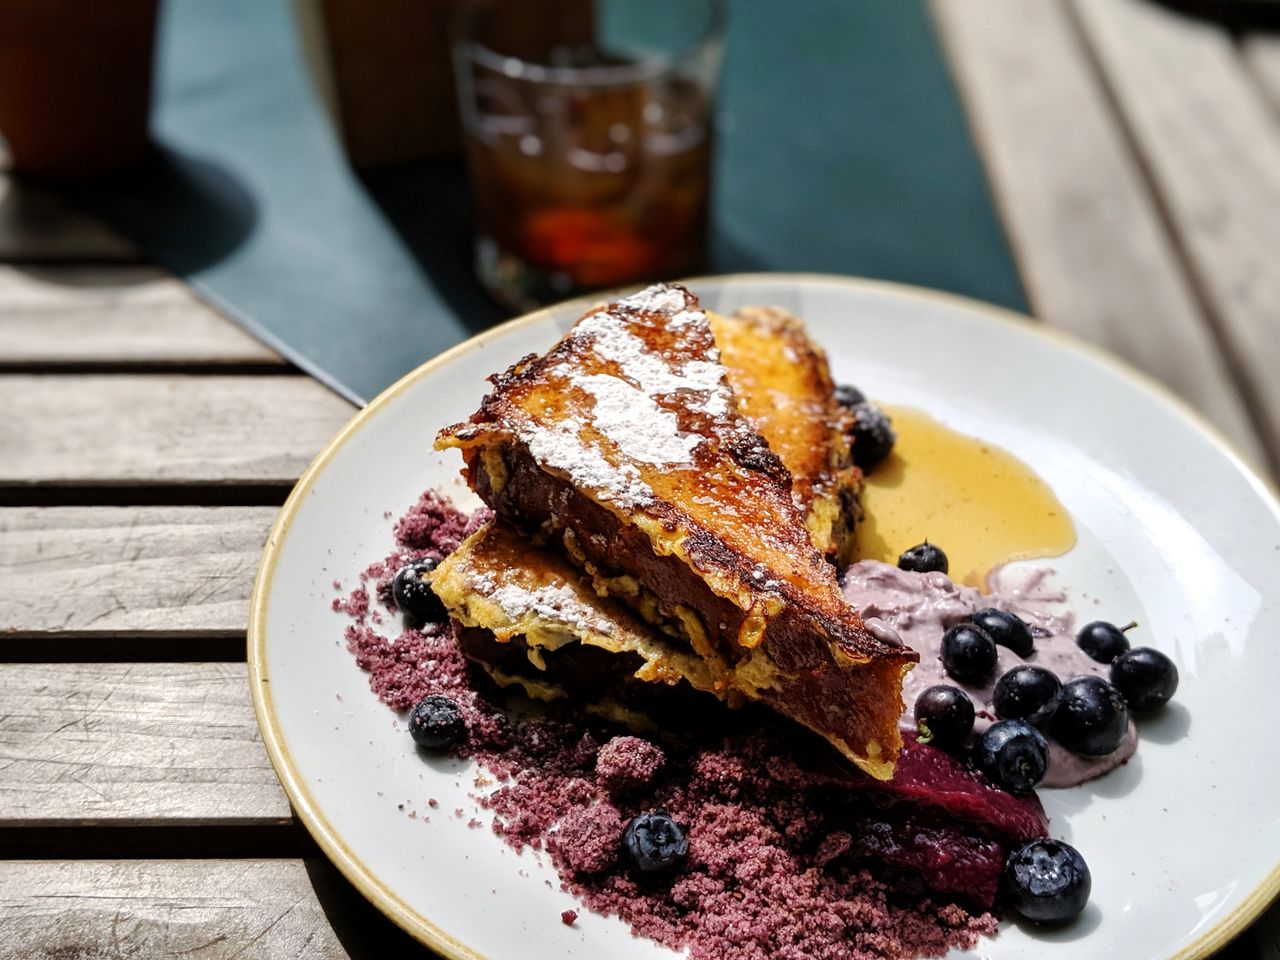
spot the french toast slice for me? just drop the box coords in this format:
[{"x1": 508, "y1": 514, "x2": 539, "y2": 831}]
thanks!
[
  {"x1": 709, "y1": 306, "x2": 861, "y2": 567},
  {"x1": 432, "y1": 520, "x2": 731, "y2": 732},
  {"x1": 437, "y1": 283, "x2": 915, "y2": 779},
  {"x1": 435, "y1": 307, "x2": 859, "y2": 738}
]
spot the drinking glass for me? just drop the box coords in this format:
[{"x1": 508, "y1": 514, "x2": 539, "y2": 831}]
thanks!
[{"x1": 452, "y1": 0, "x2": 722, "y2": 310}]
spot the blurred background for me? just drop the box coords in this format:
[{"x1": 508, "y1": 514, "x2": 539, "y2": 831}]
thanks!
[
  {"x1": 2, "y1": 0, "x2": 1273, "y2": 431},
  {"x1": 1, "y1": 0, "x2": 1030, "y2": 403}
]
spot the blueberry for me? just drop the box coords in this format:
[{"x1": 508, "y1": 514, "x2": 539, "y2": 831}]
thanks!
[
  {"x1": 622, "y1": 810, "x2": 688, "y2": 873},
  {"x1": 993, "y1": 666, "x2": 1061, "y2": 727},
  {"x1": 1003, "y1": 839, "x2": 1091, "y2": 924},
  {"x1": 973, "y1": 719, "x2": 1049, "y2": 794},
  {"x1": 1076, "y1": 620, "x2": 1132, "y2": 663},
  {"x1": 970, "y1": 607, "x2": 1035, "y2": 658},
  {"x1": 408, "y1": 694, "x2": 466, "y2": 750},
  {"x1": 1110, "y1": 647, "x2": 1178, "y2": 711},
  {"x1": 898, "y1": 541, "x2": 948, "y2": 575},
  {"x1": 940, "y1": 623, "x2": 998, "y2": 685},
  {"x1": 849, "y1": 403, "x2": 897, "y2": 472},
  {"x1": 1052, "y1": 676, "x2": 1129, "y2": 757},
  {"x1": 834, "y1": 385, "x2": 898, "y2": 471},
  {"x1": 392, "y1": 557, "x2": 445, "y2": 621},
  {"x1": 914, "y1": 685, "x2": 975, "y2": 748},
  {"x1": 834, "y1": 384, "x2": 866, "y2": 407}
]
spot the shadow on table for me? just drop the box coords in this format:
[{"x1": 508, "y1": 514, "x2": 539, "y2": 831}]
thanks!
[
  {"x1": 0, "y1": 176, "x2": 142, "y2": 263},
  {"x1": 57, "y1": 143, "x2": 260, "y2": 279},
  {"x1": 358, "y1": 157, "x2": 507, "y2": 334},
  {"x1": 305, "y1": 857, "x2": 443, "y2": 957},
  {"x1": 1149, "y1": 0, "x2": 1280, "y2": 28}
]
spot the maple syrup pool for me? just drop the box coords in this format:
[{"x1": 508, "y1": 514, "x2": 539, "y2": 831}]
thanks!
[{"x1": 854, "y1": 406, "x2": 1076, "y2": 587}]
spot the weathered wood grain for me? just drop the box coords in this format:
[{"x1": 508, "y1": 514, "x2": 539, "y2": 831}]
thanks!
[
  {"x1": 0, "y1": 172, "x2": 138, "y2": 262},
  {"x1": 1242, "y1": 33, "x2": 1280, "y2": 117},
  {"x1": 0, "y1": 662, "x2": 289, "y2": 824},
  {"x1": 0, "y1": 507, "x2": 276, "y2": 636},
  {"x1": 0, "y1": 375, "x2": 355, "y2": 490},
  {"x1": 0, "y1": 263, "x2": 283, "y2": 366},
  {"x1": 1072, "y1": 0, "x2": 1280, "y2": 465},
  {"x1": 930, "y1": 0, "x2": 1265, "y2": 466},
  {"x1": 0, "y1": 859, "x2": 435, "y2": 959}
]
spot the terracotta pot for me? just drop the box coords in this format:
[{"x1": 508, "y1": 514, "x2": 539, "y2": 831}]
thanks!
[{"x1": 0, "y1": 0, "x2": 160, "y2": 178}]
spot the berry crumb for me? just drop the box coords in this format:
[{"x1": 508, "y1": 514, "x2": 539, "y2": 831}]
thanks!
[{"x1": 335, "y1": 489, "x2": 1000, "y2": 960}]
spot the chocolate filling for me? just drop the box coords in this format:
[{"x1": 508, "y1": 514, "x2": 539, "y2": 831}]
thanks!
[{"x1": 455, "y1": 624, "x2": 732, "y2": 733}]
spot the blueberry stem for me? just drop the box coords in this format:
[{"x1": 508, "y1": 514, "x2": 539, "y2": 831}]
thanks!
[
  {"x1": 1120, "y1": 621, "x2": 1139, "y2": 633},
  {"x1": 916, "y1": 720, "x2": 934, "y2": 745}
]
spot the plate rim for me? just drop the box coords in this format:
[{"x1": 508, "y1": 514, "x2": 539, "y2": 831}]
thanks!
[{"x1": 247, "y1": 272, "x2": 1280, "y2": 960}]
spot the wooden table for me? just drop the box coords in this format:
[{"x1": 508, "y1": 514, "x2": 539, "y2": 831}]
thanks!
[{"x1": 1, "y1": 1, "x2": 1278, "y2": 956}]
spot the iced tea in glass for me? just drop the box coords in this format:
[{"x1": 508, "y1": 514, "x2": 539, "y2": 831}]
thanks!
[{"x1": 452, "y1": 0, "x2": 722, "y2": 310}]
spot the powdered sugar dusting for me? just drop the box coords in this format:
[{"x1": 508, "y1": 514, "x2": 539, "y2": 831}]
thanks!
[
  {"x1": 525, "y1": 421, "x2": 651, "y2": 507},
  {"x1": 577, "y1": 374, "x2": 702, "y2": 465},
  {"x1": 572, "y1": 308, "x2": 732, "y2": 419},
  {"x1": 478, "y1": 573, "x2": 618, "y2": 638},
  {"x1": 618, "y1": 283, "x2": 690, "y2": 314},
  {"x1": 515, "y1": 284, "x2": 739, "y2": 507}
]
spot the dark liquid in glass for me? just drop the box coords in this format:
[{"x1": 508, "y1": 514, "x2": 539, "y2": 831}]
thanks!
[{"x1": 464, "y1": 60, "x2": 712, "y2": 299}]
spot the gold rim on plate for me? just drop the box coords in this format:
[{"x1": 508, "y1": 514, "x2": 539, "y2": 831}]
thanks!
[{"x1": 248, "y1": 273, "x2": 1280, "y2": 960}]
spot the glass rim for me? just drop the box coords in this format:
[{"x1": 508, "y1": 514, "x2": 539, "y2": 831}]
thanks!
[{"x1": 452, "y1": 0, "x2": 723, "y2": 88}]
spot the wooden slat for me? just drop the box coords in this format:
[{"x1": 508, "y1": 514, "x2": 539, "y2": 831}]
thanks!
[
  {"x1": 0, "y1": 172, "x2": 138, "y2": 262},
  {"x1": 0, "y1": 507, "x2": 275, "y2": 636},
  {"x1": 0, "y1": 375, "x2": 354, "y2": 490},
  {"x1": 1071, "y1": 0, "x2": 1280, "y2": 465},
  {"x1": 0, "y1": 859, "x2": 433, "y2": 959},
  {"x1": 0, "y1": 264, "x2": 283, "y2": 366},
  {"x1": 0, "y1": 662, "x2": 289, "y2": 824},
  {"x1": 930, "y1": 0, "x2": 1266, "y2": 467},
  {"x1": 1242, "y1": 33, "x2": 1280, "y2": 117}
]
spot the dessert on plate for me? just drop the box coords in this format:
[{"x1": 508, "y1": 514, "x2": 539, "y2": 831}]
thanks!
[
  {"x1": 436, "y1": 284, "x2": 915, "y2": 779},
  {"x1": 432, "y1": 300, "x2": 864, "y2": 737},
  {"x1": 333, "y1": 282, "x2": 1182, "y2": 959}
]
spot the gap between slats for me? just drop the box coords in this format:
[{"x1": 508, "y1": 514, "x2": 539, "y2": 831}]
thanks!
[
  {"x1": 0, "y1": 360, "x2": 296, "y2": 375},
  {"x1": 0, "y1": 636, "x2": 249, "y2": 662},
  {"x1": 0, "y1": 823, "x2": 306, "y2": 857},
  {"x1": 0, "y1": 484, "x2": 293, "y2": 507}
]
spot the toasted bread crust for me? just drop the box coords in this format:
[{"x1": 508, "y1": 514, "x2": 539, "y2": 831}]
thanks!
[
  {"x1": 438, "y1": 283, "x2": 914, "y2": 778},
  {"x1": 711, "y1": 307, "x2": 862, "y2": 566}
]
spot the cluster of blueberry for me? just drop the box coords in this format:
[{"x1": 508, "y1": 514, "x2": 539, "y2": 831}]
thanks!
[{"x1": 898, "y1": 540, "x2": 1180, "y2": 924}]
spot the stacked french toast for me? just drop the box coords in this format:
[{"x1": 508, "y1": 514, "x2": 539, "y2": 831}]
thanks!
[{"x1": 432, "y1": 283, "x2": 915, "y2": 780}]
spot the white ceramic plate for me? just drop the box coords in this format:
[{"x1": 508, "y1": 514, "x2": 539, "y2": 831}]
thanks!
[{"x1": 250, "y1": 274, "x2": 1280, "y2": 960}]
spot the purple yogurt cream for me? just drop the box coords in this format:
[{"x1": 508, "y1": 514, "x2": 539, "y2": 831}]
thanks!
[{"x1": 841, "y1": 560, "x2": 1136, "y2": 788}]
